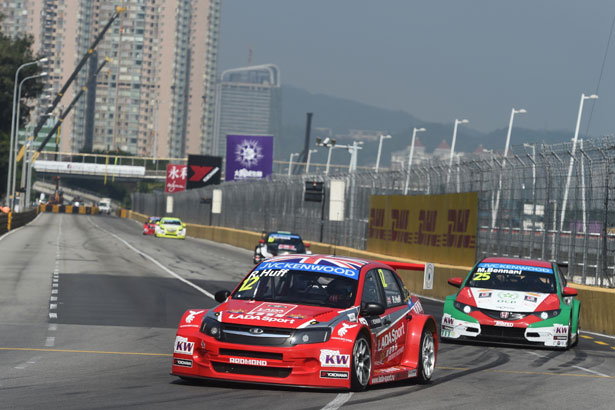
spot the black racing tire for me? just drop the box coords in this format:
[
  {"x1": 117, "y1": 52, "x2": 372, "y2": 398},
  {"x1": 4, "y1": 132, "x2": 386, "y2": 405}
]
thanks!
[
  {"x1": 350, "y1": 334, "x2": 371, "y2": 392},
  {"x1": 416, "y1": 327, "x2": 436, "y2": 384},
  {"x1": 571, "y1": 312, "x2": 580, "y2": 348}
]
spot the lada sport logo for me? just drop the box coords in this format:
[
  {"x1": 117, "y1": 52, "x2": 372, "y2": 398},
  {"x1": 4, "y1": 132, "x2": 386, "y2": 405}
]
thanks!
[{"x1": 377, "y1": 325, "x2": 405, "y2": 350}]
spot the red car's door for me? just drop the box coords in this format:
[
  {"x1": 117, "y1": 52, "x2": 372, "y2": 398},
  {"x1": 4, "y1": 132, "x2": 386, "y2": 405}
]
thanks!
[
  {"x1": 360, "y1": 269, "x2": 404, "y2": 370},
  {"x1": 374, "y1": 268, "x2": 408, "y2": 369}
]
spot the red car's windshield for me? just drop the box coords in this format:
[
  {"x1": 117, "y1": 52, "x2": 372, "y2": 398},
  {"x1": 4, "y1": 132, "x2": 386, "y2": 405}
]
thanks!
[{"x1": 233, "y1": 269, "x2": 357, "y2": 309}]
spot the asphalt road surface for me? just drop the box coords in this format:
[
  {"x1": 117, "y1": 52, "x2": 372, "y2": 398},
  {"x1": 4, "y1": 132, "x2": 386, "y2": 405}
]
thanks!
[{"x1": 1, "y1": 213, "x2": 614, "y2": 410}]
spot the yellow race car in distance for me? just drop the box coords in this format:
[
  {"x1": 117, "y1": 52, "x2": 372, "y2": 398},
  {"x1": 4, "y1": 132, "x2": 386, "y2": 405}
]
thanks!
[{"x1": 155, "y1": 217, "x2": 186, "y2": 239}]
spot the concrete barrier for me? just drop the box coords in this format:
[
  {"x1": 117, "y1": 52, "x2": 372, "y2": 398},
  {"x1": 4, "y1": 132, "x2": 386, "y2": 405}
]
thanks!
[
  {"x1": 39, "y1": 204, "x2": 98, "y2": 214},
  {"x1": 0, "y1": 208, "x2": 39, "y2": 233},
  {"x1": 127, "y1": 211, "x2": 615, "y2": 335}
]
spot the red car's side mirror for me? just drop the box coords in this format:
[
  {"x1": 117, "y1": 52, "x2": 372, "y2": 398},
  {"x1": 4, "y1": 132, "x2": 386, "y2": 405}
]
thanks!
[
  {"x1": 563, "y1": 286, "x2": 578, "y2": 297},
  {"x1": 448, "y1": 277, "x2": 463, "y2": 288}
]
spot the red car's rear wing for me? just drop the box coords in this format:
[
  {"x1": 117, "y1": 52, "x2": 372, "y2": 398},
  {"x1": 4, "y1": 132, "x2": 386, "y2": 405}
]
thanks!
[{"x1": 376, "y1": 261, "x2": 425, "y2": 272}]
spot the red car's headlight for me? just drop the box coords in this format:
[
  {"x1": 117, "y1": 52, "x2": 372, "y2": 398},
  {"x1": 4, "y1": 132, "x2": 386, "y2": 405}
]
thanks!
[{"x1": 291, "y1": 328, "x2": 330, "y2": 345}]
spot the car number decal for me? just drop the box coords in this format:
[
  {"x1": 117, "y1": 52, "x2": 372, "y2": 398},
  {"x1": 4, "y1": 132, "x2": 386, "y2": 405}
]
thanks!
[
  {"x1": 238, "y1": 276, "x2": 259, "y2": 291},
  {"x1": 472, "y1": 271, "x2": 491, "y2": 281},
  {"x1": 378, "y1": 269, "x2": 388, "y2": 288}
]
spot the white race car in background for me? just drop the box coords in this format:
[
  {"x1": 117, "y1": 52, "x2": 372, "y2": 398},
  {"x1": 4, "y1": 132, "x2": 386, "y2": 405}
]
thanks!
[{"x1": 253, "y1": 231, "x2": 311, "y2": 264}]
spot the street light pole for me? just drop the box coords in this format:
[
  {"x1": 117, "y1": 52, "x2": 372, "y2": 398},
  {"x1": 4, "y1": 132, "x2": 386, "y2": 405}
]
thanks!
[
  {"x1": 447, "y1": 119, "x2": 469, "y2": 187},
  {"x1": 374, "y1": 134, "x2": 391, "y2": 173},
  {"x1": 404, "y1": 127, "x2": 426, "y2": 195},
  {"x1": 5, "y1": 57, "x2": 47, "y2": 207},
  {"x1": 492, "y1": 108, "x2": 526, "y2": 228},
  {"x1": 315, "y1": 137, "x2": 336, "y2": 175},
  {"x1": 347, "y1": 141, "x2": 364, "y2": 173},
  {"x1": 305, "y1": 149, "x2": 317, "y2": 174},
  {"x1": 326, "y1": 145, "x2": 334, "y2": 174},
  {"x1": 288, "y1": 152, "x2": 299, "y2": 176},
  {"x1": 11, "y1": 71, "x2": 48, "y2": 211},
  {"x1": 560, "y1": 93, "x2": 598, "y2": 231},
  {"x1": 503, "y1": 108, "x2": 527, "y2": 160}
]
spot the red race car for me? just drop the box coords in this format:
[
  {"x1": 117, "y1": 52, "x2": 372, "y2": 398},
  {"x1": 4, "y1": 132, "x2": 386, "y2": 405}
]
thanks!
[
  {"x1": 143, "y1": 216, "x2": 161, "y2": 235},
  {"x1": 171, "y1": 254, "x2": 438, "y2": 391}
]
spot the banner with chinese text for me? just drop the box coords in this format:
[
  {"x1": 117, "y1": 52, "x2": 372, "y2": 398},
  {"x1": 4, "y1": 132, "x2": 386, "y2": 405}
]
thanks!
[
  {"x1": 165, "y1": 164, "x2": 187, "y2": 193},
  {"x1": 367, "y1": 192, "x2": 478, "y2": 266}
]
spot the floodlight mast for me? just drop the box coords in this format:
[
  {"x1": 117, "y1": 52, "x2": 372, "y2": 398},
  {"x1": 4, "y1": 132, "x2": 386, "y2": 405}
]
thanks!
[{"x1": 33, "y1": 6, "x2": 126, "y2": 153}]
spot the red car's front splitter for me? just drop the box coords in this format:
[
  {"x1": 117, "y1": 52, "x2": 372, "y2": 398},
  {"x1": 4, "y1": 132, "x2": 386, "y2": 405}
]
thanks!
[{"x1": 171, "y1": 341, "x2": 353, "y2": 389}]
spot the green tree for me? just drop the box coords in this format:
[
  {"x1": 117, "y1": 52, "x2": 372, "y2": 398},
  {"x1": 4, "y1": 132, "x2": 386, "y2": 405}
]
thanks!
[{"x1": 0, "y1": 27, "x2": 45, "y2": 202}]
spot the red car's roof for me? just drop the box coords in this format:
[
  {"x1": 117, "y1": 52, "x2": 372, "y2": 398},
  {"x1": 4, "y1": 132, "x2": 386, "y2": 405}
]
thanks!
[{"x1": 481, "y1": 257, "x2": 552, "y2": 268}]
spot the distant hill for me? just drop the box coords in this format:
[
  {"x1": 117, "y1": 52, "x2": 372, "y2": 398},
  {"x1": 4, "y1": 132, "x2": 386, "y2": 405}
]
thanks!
[{"x1": 277, "y1": 85, "x2": 573, "y2": 167}]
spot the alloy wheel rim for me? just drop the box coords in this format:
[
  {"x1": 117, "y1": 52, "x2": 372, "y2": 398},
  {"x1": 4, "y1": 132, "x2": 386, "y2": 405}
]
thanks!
[
  {"x1": 354, "y1": 338, "x2": 371, "y2": 386},
  {"x1": 422, "y1": 332, "x2": 435, "y2": 378}
]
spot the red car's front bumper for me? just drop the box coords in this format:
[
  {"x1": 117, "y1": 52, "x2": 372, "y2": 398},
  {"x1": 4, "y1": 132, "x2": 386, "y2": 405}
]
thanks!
[
  {"x1": 171, "y1": 334, "x2": 353, "y2": 389},
  {"x1": 143, "y1": 224, "x2": 155, "y2": 235}
]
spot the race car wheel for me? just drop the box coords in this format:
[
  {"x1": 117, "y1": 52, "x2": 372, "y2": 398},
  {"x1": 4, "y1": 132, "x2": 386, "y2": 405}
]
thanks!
[
  {"x1": 571, "y1": 313, "x2": 580, "y2": 348},
  {"x1": 350, "y1": 334, "x2": 371, "y2": 391},
  {"x1": 416, "y1": 328, "x2": 436, "y2": 384}
]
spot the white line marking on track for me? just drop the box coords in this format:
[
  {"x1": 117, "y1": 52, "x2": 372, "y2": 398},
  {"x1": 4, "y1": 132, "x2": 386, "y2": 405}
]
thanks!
[
  {"x1": 15, "y1": 356, "x2": 40, "y2": 370},
  {"x1": 525, "y1": 351, "x2": 610, "y2": 377},
  {"x1": 88, "y1": 218, "x2": 215, "y2": 300},
  {"x1": 49, "y1": 313, "x2": 57, "y2": 319},
  {"x1": 50, "y1": 296, "x2": 57, "y2": 302},
  {"x1": 45, "y1": 337, "x2": 55, "y2": 347},
  {"x1": 50, "y1": 304, "x2": 57, "y2": 310},
  {"x1": 321, "y1": 393, "x2": 353, "y2": 410},
  {"x1": 48, "y1": 324, "x2": 57, "y2": 331},
  {"x1": 581, "y1": 330, "x2": 615, "y2": 340},
  {"x1": 51, "y1": 289, "x2": 58, "y2": 294}
]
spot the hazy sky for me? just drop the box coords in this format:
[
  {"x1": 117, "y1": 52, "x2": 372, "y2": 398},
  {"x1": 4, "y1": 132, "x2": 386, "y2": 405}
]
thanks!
[{"x1": 219, "y1": 0, "x2": 615, "y2": 137}]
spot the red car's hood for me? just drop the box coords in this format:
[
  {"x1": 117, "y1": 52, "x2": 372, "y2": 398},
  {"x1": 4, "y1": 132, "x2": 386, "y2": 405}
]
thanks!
[{"x1": 215, "y1": 299, "x2": 343, "y2": 329}]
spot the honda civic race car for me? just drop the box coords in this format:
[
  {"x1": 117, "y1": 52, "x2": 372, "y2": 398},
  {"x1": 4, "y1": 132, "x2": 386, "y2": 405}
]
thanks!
[
  {"x1": 143, "y1": 216, "x2": 161, "y2": 235},
  {"x1": 441, "y1": 257, "x2": 580, "y2": 349},
  {"x1": 171, "y1": 254, "x2": 438, "y2": 391},
  {"x1": 253, "y1": 231, "x2": 312, "y2": 264},
  {"x1": 155, "y1": 217, "x2": 186, "y2": 239}
]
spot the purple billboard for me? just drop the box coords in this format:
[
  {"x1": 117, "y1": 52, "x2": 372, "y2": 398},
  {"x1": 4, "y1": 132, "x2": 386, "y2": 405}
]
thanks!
[{"x1": 225, "y1": 134, "x2": 274, "y2": 181}]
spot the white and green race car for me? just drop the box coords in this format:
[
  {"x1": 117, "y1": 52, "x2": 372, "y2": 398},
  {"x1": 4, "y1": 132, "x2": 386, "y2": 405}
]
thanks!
[{"x1": 441, "y1": 257, "x2": 580, "y2": 349}]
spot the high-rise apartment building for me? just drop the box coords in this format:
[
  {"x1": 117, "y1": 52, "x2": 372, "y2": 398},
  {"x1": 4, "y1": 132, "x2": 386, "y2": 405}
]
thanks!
[
  {"x1": 0, "y1": 0, "x2": 40, "y2": 40},
  {"x1": 212, "y1": 64, "x2": 281, "y2": 158},
  {"x1": 1, "y1": 0, "x2": 221, "y2": 158}
]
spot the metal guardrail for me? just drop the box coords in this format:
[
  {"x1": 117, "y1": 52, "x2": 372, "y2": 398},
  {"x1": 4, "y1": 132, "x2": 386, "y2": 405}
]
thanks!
[{"x1": 131, "y1": 137, "x2": 615, "y2": 288}]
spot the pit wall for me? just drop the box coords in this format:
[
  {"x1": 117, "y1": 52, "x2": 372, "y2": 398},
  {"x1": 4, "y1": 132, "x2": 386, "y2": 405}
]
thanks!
[{"x1": 128, "y1": 211, "x2": 615, "y2": 336}]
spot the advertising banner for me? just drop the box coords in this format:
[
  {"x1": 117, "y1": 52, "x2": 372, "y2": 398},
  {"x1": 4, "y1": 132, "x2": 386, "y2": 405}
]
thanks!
[
  {"x1": 367, "y1": 192, "x2": 478, "y2": 266},
  {"x1": 186, "y1": 155, "x2": 222, "y2": 189},
  {"x1": 225, "y1": 135, "x2": 273, "y2": 181},
  {"x1": 165, "y1": 164, "x2": 187, "y2": 193}
]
